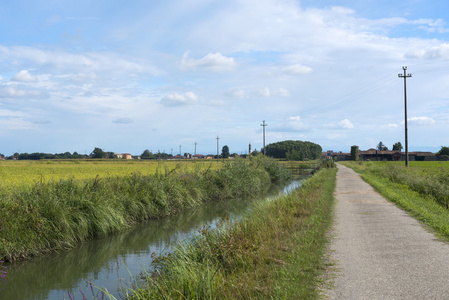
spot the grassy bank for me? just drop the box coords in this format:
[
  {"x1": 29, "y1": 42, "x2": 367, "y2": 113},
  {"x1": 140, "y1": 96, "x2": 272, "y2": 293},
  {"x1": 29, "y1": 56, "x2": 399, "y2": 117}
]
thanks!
[
  {"x1": 342, "y1": 161, "x2": 449, "y2": 241},
  {"x1": 0, "y1": 157, "x2": 291, "y2": 262},
  {"x1": 126, "y1": 164, "x2": 337, "y2": 299}
]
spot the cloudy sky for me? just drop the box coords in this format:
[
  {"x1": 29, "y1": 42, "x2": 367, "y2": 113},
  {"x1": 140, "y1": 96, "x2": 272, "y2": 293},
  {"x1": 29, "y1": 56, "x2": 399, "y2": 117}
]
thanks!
[{"x1": 1, "y1": 0, "x2": 448, "y2": 156}]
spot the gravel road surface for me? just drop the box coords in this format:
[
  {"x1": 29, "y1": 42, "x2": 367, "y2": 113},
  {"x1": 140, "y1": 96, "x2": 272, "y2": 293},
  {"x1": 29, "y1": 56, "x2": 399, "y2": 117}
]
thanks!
[{"x1": 325, "y1": 164, "x2": 449, "y2": 299}]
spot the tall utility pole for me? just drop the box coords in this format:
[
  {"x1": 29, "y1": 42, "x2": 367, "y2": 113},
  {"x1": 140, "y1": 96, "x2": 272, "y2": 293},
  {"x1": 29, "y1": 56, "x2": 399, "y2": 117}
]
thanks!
[
  {"x1": 398, "y1": 66, "x2": 412, "y2": 167},
  {"x1": 179, "y1": 145, "x2": 182, "y2": 156},
  {"x1": 261, "y1": 120, "x2": 268, "y2": 155},
  {"x1": 216, "y1": 135, "x2": 220, "y2": 162},
  {"x1": 194, "y1": 141, "x2": 197, "y2": 156}
]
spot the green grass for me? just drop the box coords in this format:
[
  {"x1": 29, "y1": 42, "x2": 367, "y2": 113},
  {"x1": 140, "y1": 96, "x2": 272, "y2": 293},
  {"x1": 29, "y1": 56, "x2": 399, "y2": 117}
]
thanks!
[
  {"x1": 126, "y1": 163, "x2": 337, "y2": 299},
  {"x1": 0, "y1": 157, "x2": 291, "y2": 262},
  {"x1": 342, "y1": 161, "x2": 449, "y2": 241}
]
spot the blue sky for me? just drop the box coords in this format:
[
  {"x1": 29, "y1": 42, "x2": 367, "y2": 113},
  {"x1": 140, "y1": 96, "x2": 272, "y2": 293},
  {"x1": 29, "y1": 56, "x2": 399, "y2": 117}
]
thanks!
[{"x1": 1, "y1": 0, "x2": 448, "y2": 156}]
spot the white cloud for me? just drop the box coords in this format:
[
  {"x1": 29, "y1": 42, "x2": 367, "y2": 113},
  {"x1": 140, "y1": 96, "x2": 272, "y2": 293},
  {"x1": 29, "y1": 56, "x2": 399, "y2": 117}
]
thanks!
[
  {"x1": 288, "y1": 116, "x2": 301, "y2": 122},
  {"x1": 258, "y1": 87, "x2": 271, "y2": 97},
  {"x1": 282, "y1": 64, "x2": 313, "y2": 75},
  {"x1": 0, "y1": 109, "x2": 26, "y2": 117},
  {"x1": 11, "y1": 70, "x2": 38, "y2": 82},
  {"x1": 72, "y1": 72, "x2": 97, "y2": 82},
  {"x1": 226, "y1": 88, "x2": 246, "y2": 98},
  {"x1": 405, "y1": 43, "x2": 449, "y2": 59},
  {"x1": 407, "y1": 116, "x2": 436, "y2": 125},
  {"x1": 383, "y1": 123, "x2": 399, "y2": 129},
  {"x1": 160, "y1": 92, "x2": 198, "y2": 106},
  {"x1": 0, "y1": 45, "x2": 157, "y2": 76},
  {"x1": 324, "y1": 119, "x2": 354, "y2": 129},
  {"x1": 181, "y1": 52, "x2": 236, "y2": 72},
  {"x1": 271, "y1": 116, "x2": 309, "y2": 133},
  {"x1": 338, "y1": 119, "x2": 354, "y2": 129},
  {"x1": 1, "y1": 86, "x2": 42, "y2": 98}
]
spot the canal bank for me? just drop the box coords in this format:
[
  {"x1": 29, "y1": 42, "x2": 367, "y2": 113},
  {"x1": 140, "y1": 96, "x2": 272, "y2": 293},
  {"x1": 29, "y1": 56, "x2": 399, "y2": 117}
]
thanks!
[
  {"x1": 128, "y1": 166, "x2": 337, "y2": 299},
  {"x1": 2, "y1": 179, "x2": 305, "y2": 300}
]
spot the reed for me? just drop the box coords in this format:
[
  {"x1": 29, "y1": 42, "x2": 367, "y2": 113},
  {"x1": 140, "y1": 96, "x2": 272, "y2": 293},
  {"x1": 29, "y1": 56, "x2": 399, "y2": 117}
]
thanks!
[
  {"x1": 127, "y1": 163, "x2": 336, "y2": 299},
  {"x1": 0, "y1": 157, "x2": 291, "y2": 262}
]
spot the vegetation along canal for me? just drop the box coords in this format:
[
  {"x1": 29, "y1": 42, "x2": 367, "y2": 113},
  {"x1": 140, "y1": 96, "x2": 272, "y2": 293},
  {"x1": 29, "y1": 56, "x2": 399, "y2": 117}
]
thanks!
[{"x1": 2, "y1": 179, "x2": 306, "y2": 300}]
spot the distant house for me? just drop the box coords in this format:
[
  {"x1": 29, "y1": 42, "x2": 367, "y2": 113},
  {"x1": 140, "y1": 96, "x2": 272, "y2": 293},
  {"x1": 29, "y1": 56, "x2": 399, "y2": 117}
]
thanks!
[
  {"x1": 122, "y1": 153, "x2": 132, "y2": 159},
  {"x1": 192, "y1": 154, "x2": 206, "y2": 159},
  {"x1": 357, "y1": 148, "x2": 437, "y2": 161},
  {"x1": 113, "y1": 153, "x2": 133, "y2": 159},
  {"x1": 322, "y1": 151, "x2": 350, "y2": 161}
]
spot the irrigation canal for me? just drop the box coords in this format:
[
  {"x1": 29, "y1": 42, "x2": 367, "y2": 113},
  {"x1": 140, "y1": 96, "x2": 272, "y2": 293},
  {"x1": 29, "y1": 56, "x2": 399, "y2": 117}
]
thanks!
[{"x1": 2, "y1": 179, "x2": 306, "y2": 300}]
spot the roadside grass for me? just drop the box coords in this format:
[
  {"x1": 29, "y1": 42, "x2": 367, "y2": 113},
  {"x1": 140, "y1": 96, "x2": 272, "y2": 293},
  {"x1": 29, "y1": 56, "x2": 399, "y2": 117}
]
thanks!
[
  {"x1": 126, "y1": 165, "x2": 337, "y2": 299},
  {"x1": 342, "y1": 161, "x2": 449, "y2": 241},
  {"x1": 0, "y1": 157, "x2": 291, "y2": 262}
]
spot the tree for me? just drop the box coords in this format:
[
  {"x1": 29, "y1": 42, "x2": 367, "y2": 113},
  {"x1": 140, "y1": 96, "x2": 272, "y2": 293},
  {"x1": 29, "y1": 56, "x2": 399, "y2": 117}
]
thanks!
[
  {"x1": 141, "y1": 149, "x2": 153, "y2": 159},
  {"x1": 221, "y1": 145, "x2": 230, "y2": 159},
  {"x1": 264, "y1": 140, "x2": 322, "y2": 160},
  {"x1": 377, "y1": 141, "x2": 388, "y2": 151},
  {"x1": 437, "y1": 146, "x2": 449, "y2": 156},
  {"x1": 392, "y1": 142, "x2": 403, "y2": 151},
  {"x1": 91, "y1": 147, "x2": 107, "y2": 158}
]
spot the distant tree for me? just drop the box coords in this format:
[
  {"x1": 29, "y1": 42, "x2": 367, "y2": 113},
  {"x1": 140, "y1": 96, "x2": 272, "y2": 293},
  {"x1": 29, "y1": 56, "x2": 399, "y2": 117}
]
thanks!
[
  {"x1": 392, "y1": 142, "x2": 403, "y2": 151},
  {"x1": 351, "y1": 146, "x2": 359, "y2": 161},
  {"x1": 377, "y1": 141, "x2": 388, "y2": 151},
  {"x1": 221, "y1": 145, "x2": 230, "y2": 159},
  {"x1": 437, "y1": 146, "x2": 449, "y2": 156},
  {"x1": 141, "y1": 149, "x2": 152, "y2": 159},
  {"x1": 91, "y1": 147, "x2": 107, "y2": 158},
  {"x1": 264, "y1": 140, "x2": 322, "y2": 161},
  {"x1": 251, "y1": 149, "x2": 260, "y2": 156}
]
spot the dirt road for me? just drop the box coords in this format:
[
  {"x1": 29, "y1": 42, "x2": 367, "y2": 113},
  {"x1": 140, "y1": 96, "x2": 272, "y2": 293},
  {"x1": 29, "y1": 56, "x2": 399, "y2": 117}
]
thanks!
[{"x1": 325, "y1": 164, "x2": 449, "y2": 299}]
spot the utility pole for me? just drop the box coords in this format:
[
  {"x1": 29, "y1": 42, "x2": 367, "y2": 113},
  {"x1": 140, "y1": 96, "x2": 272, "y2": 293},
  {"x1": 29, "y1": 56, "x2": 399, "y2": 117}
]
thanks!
[
  {"x1": 194, "y1": 141, "x2": 197, "y2": 156},
  {"x1": 179, "y1": 145, "x2": 182, "y2": 156},
  {"x1": 261, "y1": 120, "x2": 267, "y2": 155},
  {"x1": 216, "y1": 135, "x2": 220, "y2": 162},
  {"x1": 398, "y1": 66, "x2": 412, "y2": 167}
]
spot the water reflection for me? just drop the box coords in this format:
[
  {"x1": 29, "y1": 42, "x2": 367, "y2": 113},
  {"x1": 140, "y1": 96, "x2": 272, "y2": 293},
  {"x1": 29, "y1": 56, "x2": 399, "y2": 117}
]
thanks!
[{"x1": 3, "y1": 180, "x2": 303, "y2": 300}]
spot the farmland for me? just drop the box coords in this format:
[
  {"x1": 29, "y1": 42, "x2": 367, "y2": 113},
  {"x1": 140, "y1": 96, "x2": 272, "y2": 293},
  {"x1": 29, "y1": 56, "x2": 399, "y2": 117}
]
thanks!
[{"x1": 0, "y1": 159, "x2": 219, "y2": 191}]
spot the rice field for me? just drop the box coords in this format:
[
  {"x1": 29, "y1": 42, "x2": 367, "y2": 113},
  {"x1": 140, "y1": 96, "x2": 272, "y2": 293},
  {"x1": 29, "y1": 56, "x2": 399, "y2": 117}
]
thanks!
[{"x1": 0, "y1": 159, "x2": 219, "y2": 191}]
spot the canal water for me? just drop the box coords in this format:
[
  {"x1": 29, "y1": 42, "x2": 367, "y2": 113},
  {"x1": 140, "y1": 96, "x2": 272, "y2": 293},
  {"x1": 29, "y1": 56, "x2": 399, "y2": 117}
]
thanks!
[{"x1": 2, "y1": 180, "x2": 305, "y2": 300}]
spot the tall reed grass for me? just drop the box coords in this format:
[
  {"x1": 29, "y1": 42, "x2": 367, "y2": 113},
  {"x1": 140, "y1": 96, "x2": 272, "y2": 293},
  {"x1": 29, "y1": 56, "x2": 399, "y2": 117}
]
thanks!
[
  {"x1": 127, "y1": 163, "x2": 337, "y2": 299},
  {"x1": 350, "y1": 162, "x2": 449, "y2": 208},
  {"x1": 0, "y1": 157, "x2": 291, "y2": 262}
]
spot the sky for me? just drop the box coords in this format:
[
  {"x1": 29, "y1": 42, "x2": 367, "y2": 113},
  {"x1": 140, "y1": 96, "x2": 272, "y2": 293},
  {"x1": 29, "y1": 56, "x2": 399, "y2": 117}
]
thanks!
[{"x1": 1, "y1": 0, "x2": 449, "y2": 156}]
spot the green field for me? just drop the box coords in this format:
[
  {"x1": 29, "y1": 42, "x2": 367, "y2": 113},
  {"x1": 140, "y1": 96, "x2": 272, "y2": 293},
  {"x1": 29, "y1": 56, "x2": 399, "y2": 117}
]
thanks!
[{"x1": 0, "y1": 159, "x2": 219, "y2": 191}]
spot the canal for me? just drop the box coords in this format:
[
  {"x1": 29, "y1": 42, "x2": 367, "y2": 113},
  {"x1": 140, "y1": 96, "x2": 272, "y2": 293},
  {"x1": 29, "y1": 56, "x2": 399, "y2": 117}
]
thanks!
[{"x1": 2, "y1": 180, "x2": 305, "y2": 299}]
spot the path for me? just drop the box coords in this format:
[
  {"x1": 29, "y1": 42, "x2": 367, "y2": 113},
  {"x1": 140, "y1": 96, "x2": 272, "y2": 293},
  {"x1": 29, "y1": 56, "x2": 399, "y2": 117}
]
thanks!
[{"x1": 325, "y1": 163, "x2": 449, "y2": 299}]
